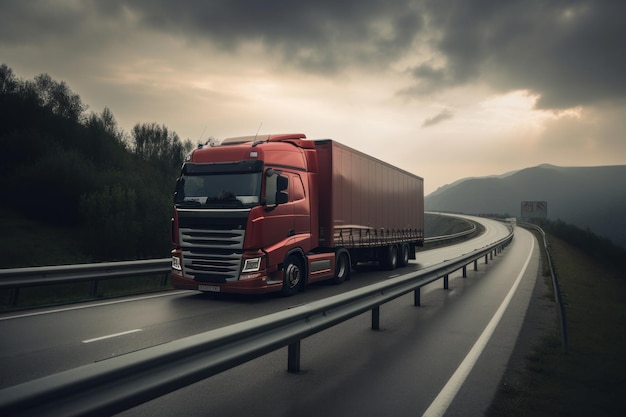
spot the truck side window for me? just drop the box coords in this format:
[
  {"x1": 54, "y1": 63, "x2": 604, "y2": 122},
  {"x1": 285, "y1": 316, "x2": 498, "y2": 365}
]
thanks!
[{"x1": 292, "y1": 175, "x2": 305, "y2": 201}]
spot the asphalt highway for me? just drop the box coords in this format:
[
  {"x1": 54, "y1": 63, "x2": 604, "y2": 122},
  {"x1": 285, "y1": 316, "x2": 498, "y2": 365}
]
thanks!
[{"x1": 0, "y1": 217, "x2": 540, "y2": 416}]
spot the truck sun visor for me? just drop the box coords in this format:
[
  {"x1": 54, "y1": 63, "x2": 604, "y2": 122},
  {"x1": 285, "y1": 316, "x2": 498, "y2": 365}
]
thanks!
[{"x1": 183, "y1": 160, "x2": 264, "y2": 174}]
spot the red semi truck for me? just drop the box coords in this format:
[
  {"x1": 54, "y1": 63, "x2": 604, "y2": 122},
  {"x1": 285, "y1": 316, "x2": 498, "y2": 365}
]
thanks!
[{"x1": 170, "y1": 133, "x2": 424, "y2": 296}]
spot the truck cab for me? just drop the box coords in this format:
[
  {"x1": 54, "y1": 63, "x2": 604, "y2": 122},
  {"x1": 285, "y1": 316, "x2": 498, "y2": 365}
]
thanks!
[{"x1": 170, "y1": 133, "x2": 333, "y2": 295}]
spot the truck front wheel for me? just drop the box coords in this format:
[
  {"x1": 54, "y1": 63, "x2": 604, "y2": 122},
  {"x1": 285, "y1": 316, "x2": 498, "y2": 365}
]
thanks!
[
  {"x1": 282, "y1": 255, "x2": 304, "y2": 296},
  {"x1": 331, "y1": 251, "x2": 351, "y2": 284}
]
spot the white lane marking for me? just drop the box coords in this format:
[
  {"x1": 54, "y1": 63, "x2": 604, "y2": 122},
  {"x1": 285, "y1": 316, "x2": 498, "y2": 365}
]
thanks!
[
  {"x1": 0, "y1": 291, "x2": 191, "y2": 321},
  {"x1": 82, "y1": 329, "x2": 143, "y2": 344},
  {"x1": 421, "y1": 237, "x2": 535, "y2": 417}
]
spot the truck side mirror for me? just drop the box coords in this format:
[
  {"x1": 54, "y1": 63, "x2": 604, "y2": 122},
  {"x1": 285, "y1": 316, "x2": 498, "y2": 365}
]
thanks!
[
  {"x1": 174, "y1": 177, "x2": 185, "y2": 203},
  {"x1": 265, "y1": 170, "x2": 289, "y2": 207}
]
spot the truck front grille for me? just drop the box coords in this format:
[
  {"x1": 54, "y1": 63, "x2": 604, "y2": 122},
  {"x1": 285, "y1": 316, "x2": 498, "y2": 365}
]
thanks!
[{"x1": 177, "y1": 209, "x2": 248, "y2": 283}]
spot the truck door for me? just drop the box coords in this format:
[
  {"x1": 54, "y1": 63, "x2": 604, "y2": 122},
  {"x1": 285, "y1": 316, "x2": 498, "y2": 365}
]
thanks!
[
  {"x1": 291, "y1": 173, "x2": 310, "y2": 236},
  {"x1": 261, "y1": 170, "x2": 296, "y2": 264},
  {"x1": 261, "y1": 171, "x2": 312, "y2": 266}
]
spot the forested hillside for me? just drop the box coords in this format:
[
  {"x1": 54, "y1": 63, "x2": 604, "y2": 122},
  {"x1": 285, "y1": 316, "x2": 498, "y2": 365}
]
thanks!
[{"x1": 0, "y1": 64, "x2": 194, "y2": 267}]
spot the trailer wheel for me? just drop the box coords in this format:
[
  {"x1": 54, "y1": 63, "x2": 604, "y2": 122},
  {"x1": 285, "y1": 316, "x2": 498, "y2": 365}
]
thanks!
[
  {"x1": 382, "y1": 245, "x2": 398, "y2": 270},
  {"x1": 398, "y1": 243, "x2": 410, "y2": 267},
  {"x1": 282, "y1": 255, "x2": 304, "y2": 296},
  {"x1": 331, "y1": 251, "x2": 351, "y2": 284}
]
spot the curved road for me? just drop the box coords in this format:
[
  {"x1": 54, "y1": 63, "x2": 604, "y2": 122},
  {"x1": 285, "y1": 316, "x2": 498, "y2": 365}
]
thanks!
[{"x1": 0, "y1": 217, "x2": 540, "y2": 416}]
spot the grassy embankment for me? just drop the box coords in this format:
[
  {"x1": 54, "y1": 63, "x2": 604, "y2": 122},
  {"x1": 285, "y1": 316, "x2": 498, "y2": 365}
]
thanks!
[
  {"x1": 488, "y1": 231, "x2": 626, "y2": 416},
  {"x1": 0, "y1": 208, "x2": 168, "y2": 310}
]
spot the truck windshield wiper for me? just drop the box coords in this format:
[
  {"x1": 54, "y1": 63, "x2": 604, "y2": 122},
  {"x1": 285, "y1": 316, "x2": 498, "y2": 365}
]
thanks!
[
  {"x1": 176, "y1": 200, "x2": 202, "y2": 207},
  {"x1": 205, "y1": 197, "x2": 244, "y2": 208}
]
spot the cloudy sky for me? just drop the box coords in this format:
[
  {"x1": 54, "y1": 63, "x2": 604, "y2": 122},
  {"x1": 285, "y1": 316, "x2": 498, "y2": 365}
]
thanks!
[{"x1": 2, "y1": 0, "x2": 625, "y2": 194}]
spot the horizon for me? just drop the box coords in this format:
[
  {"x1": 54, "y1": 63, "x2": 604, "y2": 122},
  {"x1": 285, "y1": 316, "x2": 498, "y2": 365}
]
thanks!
[{"x1": 2, "y1": 1, "x2": 626, "y2": 194}]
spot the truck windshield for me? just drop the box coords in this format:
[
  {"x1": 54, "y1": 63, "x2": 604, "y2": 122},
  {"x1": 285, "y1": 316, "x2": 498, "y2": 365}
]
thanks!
[{"x1": 175, "y1": 172, "x2": 262, "y2": 208}]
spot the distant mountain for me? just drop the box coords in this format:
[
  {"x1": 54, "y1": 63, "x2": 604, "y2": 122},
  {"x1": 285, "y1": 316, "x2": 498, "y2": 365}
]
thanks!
[
  {"x1": 426, "y1": 168, "x2": 520, "y2": 199},
  {"x1": 425, "y1": 164, "x2": 626, "y2": 248}
]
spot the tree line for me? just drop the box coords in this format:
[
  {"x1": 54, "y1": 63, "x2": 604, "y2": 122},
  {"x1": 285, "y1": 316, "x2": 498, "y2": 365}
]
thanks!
[{"x1": 0, "y1": 64, "x2": 196, "y2": 265}]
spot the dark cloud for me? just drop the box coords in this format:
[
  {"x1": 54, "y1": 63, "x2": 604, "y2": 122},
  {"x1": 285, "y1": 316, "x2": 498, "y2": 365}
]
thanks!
[
  {"x1": 422, "y1": 109, "x2": 454, "y2": 127},
  {"x1": 410, "y1": 0, "x2": 626, "y2": 109},
  {"x1": 2, "y1": 1, "x2": 625, "y2": 109},
  {"x1": 0, "y1": 0, "x2": 428, "y2": 73},
  {"x1": 0, "y1": 1, "x2": 86, "y2": 43},
  {"x1": 88, "y1": 0, "x2": 426, "y2": 73}
]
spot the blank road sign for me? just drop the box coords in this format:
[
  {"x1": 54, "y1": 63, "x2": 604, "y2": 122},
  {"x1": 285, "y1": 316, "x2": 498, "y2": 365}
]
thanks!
[{"x1": 521, "y1": 201, "x2": 547, "y2": 218}]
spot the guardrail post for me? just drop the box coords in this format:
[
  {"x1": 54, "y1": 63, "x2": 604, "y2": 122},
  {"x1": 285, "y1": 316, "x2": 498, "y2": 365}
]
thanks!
[
  {"x1": 371, "y1": 306, "x2": 380, "y2": 330},
  {"x1": 474, "y1": 260, "x2": 478, "y2": 271},
  {"x1": 288, "y1": 341, "x2": 301, "y2": 373},
  {"x1": 90, "y1": 279, "x2": 99, "y2": 297},
  {"x1": 462, "y1": 265, "x2": 467, "y2": 278},
  {"x1": 414, "y1": 288, "x2": 421, "y2": 306},
  {"x1": 443, "y1": 274, "x2": 449, "y2": 289},
  {"x1": 484, "y1": 254, "x2": 489, "y2": 264},
  {"x1": 490, "y1": 250, "x2": 494, "y2": 260},
  {"x1": 8, "y1": 288, "x2": 19, "y2": 306}
]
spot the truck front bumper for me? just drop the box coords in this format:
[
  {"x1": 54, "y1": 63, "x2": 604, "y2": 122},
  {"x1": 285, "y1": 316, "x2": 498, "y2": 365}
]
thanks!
[{"x1": 170, "y1": 269, "x2": 283, "y2": 295}]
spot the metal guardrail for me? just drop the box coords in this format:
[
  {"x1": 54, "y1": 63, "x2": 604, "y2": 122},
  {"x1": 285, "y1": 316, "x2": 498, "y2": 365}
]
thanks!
[
  {"x1": 0, "y1": 259, "x2": 172, "y2": 306},
  {"x1": 0, "y1": 259, "x2": 171, "y2": 288},
  {"x1": 0, "y1": 225, "x2": 476, "y2": 303},
  {"x1": 424, "y1": 222, "x2": 476, "y2": 244},
  {"x1": 0, "y1": 229, "x2": 513, "y2": 417},
  {"x1": 518, "y1": 222, "x2": 568, "y2": 353}
]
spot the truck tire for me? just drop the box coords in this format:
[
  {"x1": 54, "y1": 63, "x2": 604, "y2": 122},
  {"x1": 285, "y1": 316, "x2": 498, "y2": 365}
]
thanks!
[
  {"x1": 331, "y1": 250, "x2": 351, "y2": 284},
  {"x1": 398, "y1": 243, "x2": 410, "y2": 267},
  {"x1": 282, "y1": 255, "x2": 304, "y2": 296},
  {"x1": 382, "y1": 245, "x2": 398, "y2": 270}
]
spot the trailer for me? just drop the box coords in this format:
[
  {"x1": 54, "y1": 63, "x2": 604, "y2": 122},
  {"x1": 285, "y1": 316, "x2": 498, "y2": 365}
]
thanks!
[{"x1": 170, "y1": 133, "x2": 424, "y2": 296}]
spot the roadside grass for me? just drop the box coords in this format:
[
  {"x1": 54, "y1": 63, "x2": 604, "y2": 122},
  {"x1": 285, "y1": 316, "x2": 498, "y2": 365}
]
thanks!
[
  {"x1": 0, "y1": 208, "x2": 171, "y2": 310},
  {"x1": 0, "y1": 208, "x2": 92, "y2": 268},
  {"x1": 424, "y1": 212, "x2": 475, "y2": 237},
  {"x1": 421, "y1": 215, "x2": 484, "y2": 250},
  {"x1": 488, "y1": 233, "x2": 626, "y2": 416}
]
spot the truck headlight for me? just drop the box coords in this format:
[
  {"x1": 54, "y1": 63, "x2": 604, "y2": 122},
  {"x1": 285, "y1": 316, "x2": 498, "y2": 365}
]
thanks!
[{"x1": 242, "y1": 257, "x2": 262, "y2": 272}]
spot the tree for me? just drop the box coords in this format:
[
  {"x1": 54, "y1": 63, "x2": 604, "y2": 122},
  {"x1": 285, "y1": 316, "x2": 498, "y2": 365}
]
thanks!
[
  {"x1": 0, "y1": 65, "x2": 188, "y2": 263},
  {"x1": 0, "y1": 64, "x2": 18, "y2": 94},
  {"x1": 79, "y1": 185, "x2": 141, "y2": 260},
  {"x1": 28, "y1": 73, "x2": 87, "y2": 122},
  {"x1": 86, "y1": 107, "x2": 127, "y2": 145},
  {"x1": 131, "y1": 122, "x2": 186, "y2": 170}
]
